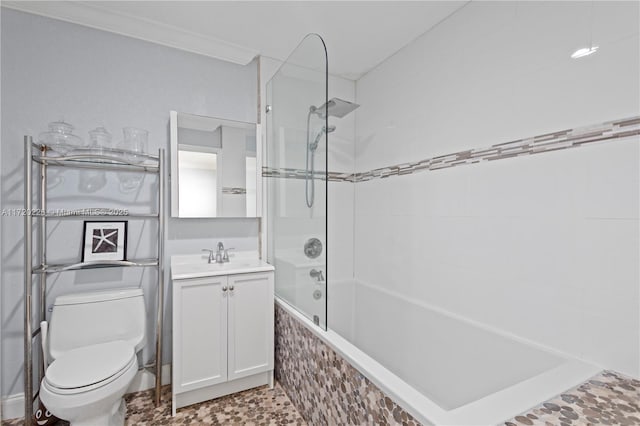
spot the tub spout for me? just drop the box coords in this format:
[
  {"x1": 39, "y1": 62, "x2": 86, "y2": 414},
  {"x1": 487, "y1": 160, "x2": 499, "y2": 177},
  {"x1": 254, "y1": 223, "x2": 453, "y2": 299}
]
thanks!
[{"x1": 310, "y1": 269, "x2": 325, "y2": 282}]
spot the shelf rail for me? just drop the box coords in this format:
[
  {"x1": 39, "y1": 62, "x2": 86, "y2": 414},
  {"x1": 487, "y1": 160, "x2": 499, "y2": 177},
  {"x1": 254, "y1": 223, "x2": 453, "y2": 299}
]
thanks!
[
  {"x1": 32, "y1": 259, "x2": 159, "y2": 274},
  {"x1": 156, "y1": 149, "x2": 165, "y2": 406},
  {"x1": 24, "y1": 137, "x2": 33, "y2": 424},
  {"x1": 23, "y1": 138, "x2": 165, "y2": 425}
]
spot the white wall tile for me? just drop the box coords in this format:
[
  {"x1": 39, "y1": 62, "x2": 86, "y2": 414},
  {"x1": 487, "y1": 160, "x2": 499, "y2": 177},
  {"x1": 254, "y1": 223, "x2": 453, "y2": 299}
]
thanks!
[
  {"x1": 578, "y1": 138, "x2": 640, "y2": 219},
  {"x1": 578, "y1": 218, "x2": 640, "y2": 323},
  {"x1": 355, "y1": 1, "x2": 640, "y2": 170},
  {"x1": 353, "y1": 0, "x2": 640, "y2": 376},
  {"x1": 328, "y1": 182, "x2": 354, "y2": 281},
  {"x1": 581, "y1": 318, "x2": 639, "y2": 378}
]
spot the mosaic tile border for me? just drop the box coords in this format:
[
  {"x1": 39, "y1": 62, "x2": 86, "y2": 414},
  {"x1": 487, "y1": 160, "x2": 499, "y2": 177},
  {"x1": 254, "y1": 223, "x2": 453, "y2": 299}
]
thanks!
[
  {"x1": 221, "y1": 186, "x2": 247, "y2": 195},
  {"x1": 263, "y1": 116, "x2": 640, "y2": 183},
  {"x1": 261, "y1": 168, "x2": 353, "y2": 182},
  {"x1": 274, "y1": 303, "x2": 423, "y2": 426},
  {"x1": 504, "y1": 370, "x2": 640, "y2": 425}
]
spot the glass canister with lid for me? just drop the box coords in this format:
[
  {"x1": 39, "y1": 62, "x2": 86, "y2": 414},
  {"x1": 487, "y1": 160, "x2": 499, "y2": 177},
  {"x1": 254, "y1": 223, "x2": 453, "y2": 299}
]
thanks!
[{"x1": 38, "y1": 121, "x2": 84, "y2": 155}]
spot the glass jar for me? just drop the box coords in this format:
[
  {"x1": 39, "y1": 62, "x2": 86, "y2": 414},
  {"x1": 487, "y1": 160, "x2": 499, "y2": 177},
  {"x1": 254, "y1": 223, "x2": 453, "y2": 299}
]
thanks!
[
  {"x1": 38, "y1": 121, "x2": 84, "y2": 155},
  {"x1": 120, "y1": 127, "x2": 148, "y2": 164}
]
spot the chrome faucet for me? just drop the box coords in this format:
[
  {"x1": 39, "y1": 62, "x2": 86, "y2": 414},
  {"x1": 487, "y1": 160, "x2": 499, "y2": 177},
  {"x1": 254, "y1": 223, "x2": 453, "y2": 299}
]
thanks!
[
  {"x1": 203, "y1": 243, "x2": 233, "y2": 263},
  {"x1": 203, "y1": 243, "x2": 234, "y2": 264}
]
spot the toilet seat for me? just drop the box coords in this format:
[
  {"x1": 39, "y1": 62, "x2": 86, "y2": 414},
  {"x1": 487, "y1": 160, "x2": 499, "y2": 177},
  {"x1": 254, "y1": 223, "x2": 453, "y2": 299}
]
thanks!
[{"x1": 45, "y1": 340, "x2": 135, "y2": 395}]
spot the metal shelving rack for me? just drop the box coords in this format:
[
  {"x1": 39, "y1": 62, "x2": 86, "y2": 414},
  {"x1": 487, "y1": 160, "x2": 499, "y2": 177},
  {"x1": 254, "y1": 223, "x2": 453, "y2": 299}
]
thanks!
[{"x1": 23, "y1": 136, "x2": 165, "y2": 425}]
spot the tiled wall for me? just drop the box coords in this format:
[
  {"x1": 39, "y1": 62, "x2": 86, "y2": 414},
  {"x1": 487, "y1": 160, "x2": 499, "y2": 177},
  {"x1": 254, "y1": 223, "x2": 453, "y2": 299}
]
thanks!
[
  {"x1": 274, "y1": 303, "x2": 422, "y2": 426},
  {"x1": 353, "y1": 0, "x2": 640, "y2": 377}
]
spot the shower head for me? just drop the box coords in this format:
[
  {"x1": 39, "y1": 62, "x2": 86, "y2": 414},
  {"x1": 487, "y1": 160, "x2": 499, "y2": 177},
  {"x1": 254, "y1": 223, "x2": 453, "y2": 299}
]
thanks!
[{"x1": 310, "y1": 97, "x2": 359, "y2": 119}]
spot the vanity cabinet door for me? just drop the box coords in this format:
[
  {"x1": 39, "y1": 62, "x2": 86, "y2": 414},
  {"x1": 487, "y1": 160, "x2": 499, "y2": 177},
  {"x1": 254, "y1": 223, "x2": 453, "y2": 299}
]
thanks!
[
  {"x1": 227, "y1": 272, "x2": 274, "y2": 381},
  {"x1": 173, "y1": 276, "x2": 228, "y2": 393}
]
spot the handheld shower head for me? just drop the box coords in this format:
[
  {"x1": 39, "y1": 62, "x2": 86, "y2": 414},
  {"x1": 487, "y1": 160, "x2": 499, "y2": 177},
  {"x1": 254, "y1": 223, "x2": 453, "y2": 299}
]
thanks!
[
  {"x1": 305, "y1": 98, "x2": 353, "y2": 208},
  {"x1": 309, "y1": 125, "x2": 336, "y2": 151}
]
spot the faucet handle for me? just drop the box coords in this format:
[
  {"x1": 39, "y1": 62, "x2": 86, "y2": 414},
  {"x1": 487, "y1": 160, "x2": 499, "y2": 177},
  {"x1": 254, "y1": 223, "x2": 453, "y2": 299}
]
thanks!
[
  {"x1": 222, "y1": 248, "x2": 235, "y2": 263},
  {"x1": 202, "y1": 249, "x2": 215, "y2": 263}
]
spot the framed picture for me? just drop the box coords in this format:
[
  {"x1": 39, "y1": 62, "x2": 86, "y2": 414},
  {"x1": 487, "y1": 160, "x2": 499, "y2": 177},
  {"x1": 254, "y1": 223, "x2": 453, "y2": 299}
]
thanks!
[{"x1": 82, "y1": 221, "x2": 128, "y2": 262}]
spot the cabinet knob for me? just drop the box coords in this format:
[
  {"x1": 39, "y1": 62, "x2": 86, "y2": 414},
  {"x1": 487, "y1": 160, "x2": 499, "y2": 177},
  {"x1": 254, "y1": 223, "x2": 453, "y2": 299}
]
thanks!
[
  {"x1": 229, "y1": 285, "x2": 234, "y2": 291},
  {"x1": 222, "y1": 286, "x2": 228, "y2": 292}
]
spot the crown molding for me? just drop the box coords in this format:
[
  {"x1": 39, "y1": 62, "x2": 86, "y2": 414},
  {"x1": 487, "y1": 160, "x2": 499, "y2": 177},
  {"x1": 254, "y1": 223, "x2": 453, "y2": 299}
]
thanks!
[{"x1": 1, "y1": 1, "x2": 259, "y2": 65}]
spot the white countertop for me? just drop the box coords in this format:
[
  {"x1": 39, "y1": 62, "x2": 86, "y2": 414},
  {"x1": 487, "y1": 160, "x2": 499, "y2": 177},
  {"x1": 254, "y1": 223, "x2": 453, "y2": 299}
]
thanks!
[{"x1": 171, "y1": 252, "x2": 274, "y2": 280}]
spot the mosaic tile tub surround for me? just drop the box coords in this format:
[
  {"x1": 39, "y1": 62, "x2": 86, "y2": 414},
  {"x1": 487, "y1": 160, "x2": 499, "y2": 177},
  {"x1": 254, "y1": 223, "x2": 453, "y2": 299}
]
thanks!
[
  {"x1": 274, "y1": 303, "x2": 422, "y2": 426},
  {"x1": 263, "y1": 115, "x2": 640, "y2": 183}
]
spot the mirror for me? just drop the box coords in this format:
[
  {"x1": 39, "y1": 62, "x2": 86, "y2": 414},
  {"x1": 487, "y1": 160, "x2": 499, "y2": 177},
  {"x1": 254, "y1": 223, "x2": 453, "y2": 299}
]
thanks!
[{"x1": 170, "y1": 111, "x2": 258, "y2": 218}]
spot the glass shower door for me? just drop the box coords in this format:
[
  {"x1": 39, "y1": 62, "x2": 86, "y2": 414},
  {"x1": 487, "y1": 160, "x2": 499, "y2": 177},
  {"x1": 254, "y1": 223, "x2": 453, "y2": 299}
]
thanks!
[{"x1": 265, "y1": 34, "x2": 328, "y2": 329}]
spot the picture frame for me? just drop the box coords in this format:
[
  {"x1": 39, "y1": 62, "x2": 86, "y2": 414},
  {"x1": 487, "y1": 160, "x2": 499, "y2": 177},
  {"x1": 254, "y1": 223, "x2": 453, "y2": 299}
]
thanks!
[{"x1": 82, "y1": 221, "x2": 128, "y2": 262}]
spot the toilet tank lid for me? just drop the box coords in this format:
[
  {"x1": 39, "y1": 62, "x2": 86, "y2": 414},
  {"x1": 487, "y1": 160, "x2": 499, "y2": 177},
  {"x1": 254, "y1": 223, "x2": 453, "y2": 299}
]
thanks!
[{"x1": 54, "y1": 288, "x2": 143, "y2": 305}]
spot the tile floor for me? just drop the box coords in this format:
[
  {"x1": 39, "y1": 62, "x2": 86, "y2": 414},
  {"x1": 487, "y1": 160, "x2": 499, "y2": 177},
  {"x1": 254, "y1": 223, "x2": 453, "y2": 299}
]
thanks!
[
  {"x1": 3, "y1": 371, "x2": 640, "y2": 425},
  {"x1": 1, "y1": 383, "x2": 306, "y2": 426}
]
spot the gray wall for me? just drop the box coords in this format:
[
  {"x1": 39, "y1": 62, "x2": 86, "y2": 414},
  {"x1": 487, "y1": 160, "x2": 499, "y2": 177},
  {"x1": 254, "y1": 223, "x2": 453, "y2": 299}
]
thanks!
[{"x1": 1, "y1": 8, "x2": 258, "y2": 398}]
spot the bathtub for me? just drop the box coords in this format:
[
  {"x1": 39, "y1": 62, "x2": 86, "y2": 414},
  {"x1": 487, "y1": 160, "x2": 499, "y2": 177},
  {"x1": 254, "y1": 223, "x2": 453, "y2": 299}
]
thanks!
[{"x1": 276, "y1": 280, "x2": 601, "y2": 425}]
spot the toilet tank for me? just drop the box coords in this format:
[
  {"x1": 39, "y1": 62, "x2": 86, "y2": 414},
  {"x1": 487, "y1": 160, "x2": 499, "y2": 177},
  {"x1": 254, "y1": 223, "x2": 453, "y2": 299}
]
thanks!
[{"x1": 48, "y1": 288, "x2": 147, "y2": 361}]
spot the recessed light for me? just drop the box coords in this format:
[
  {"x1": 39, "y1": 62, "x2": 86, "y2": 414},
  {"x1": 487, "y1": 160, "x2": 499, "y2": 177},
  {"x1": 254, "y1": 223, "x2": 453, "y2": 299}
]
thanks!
[{"x1": 571, "y1": 46, "x2": 599, "y2": 59}]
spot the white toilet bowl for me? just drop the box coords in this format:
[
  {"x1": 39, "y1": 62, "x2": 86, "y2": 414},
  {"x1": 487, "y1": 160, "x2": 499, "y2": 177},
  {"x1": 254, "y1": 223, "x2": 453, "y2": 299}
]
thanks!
[{"x1": 40, "y1": 340, "x2": 137, "y2": 426}]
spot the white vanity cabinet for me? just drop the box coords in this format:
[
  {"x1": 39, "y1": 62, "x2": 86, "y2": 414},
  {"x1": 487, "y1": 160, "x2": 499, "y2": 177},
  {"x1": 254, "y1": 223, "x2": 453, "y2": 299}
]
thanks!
[{"x1": 171, "y1": 257, "x2": 274, "y2": 415}]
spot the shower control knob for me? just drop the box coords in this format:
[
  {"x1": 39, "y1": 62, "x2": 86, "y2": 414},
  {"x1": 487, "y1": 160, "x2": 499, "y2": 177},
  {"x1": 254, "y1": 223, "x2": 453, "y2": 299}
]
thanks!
[{"x1": 304, "y1": 238, "x2": 323, "y2": 259}]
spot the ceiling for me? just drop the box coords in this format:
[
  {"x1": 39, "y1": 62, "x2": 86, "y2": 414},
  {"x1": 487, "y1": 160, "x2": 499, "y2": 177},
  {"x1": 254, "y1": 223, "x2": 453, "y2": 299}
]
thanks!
[{"x1": 3, "y1": 1, "x2": 468, "y2": 80}]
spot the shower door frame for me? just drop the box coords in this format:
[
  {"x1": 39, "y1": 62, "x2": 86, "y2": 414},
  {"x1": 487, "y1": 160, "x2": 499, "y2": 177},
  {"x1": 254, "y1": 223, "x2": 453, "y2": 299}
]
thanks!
[{"x1": 263, "y1": 33, "x2": 329, "y2": 330}]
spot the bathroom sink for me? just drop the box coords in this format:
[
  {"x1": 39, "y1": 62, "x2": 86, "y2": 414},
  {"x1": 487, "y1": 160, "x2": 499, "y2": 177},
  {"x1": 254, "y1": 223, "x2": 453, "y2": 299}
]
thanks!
[{"x1": 170, "y1": 253, "x2": 274, "y2": 280}]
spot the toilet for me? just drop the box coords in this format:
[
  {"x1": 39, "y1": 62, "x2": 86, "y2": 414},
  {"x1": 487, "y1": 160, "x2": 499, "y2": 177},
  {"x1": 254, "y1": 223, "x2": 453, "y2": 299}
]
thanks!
[{"x1": 39, "y1": 288, "x2": 146, "y2": 426}]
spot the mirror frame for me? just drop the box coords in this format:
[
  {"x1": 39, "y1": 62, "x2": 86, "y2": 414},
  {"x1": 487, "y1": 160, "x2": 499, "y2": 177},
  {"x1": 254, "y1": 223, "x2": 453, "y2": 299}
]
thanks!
[{"x1": 169, "y1": 110, "x2": 262, "y2": 218}]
